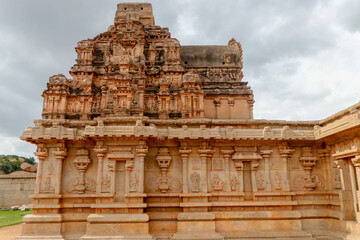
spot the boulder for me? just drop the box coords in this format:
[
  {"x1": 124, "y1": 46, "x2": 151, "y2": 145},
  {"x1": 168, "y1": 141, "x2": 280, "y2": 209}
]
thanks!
[
  {"x1": 21, "y1": 162, "x2": 37, "y2": 172},
  {"x1": 19, "y1": 205, "x2": 30, "y2": 211}
]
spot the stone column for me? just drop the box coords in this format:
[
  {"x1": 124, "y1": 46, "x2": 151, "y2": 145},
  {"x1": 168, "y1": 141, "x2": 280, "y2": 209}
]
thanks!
[
  {"x1": 260, "y1": 149, "x2": 273, "y2": 191},
  {"x1": 214, "y1": 99, "x2": 220, "y2": 119},
  {"x1": 351, "y1": 156, "x2": 360, "y2": 192},
  {"x1": 247, "y1": 99, "x2": 255, "y2": 119},
  {"x1": 251, "y1": 161, "x2": 260, "y2": 192},
  {"x1": 221, "y1": 149, "x2": 234, "y2": 192},
  {"x1": 34, "y1": 144, "x2": 48, "y2": 194},
  {"x1": 234, "y1": 161, "x2": 244, "y2": 192},
  {"x1": 179, "y1": 143, "x2": 191, "y2": 193},
  {"x1": 53, "y1": 142, "x2": 67, "y2": 194},
  {"x1": 336, "y1": 159, "x2": 356, "y2": 220},
  {"x1": 125, "y1": 158, "x2": 135, "y2": 194},
  {"x1": 228, "y1": 98, "x2": 234, "y2": 119},
  {"x1": 136, "y1": 141, "x2": 148, "y2": 193},
  {"x1": 278, "y1": 146, "x2": 294, "y2": 191},
  {"x1": 198, "y1": 145, "x2": 210, "y2": 193},
  {"x1": 319, "y1": 148, "x2": 331, "y2": 190},
  {"x1": 94, "y1": 142, "x2": 107, "y2": 194}
]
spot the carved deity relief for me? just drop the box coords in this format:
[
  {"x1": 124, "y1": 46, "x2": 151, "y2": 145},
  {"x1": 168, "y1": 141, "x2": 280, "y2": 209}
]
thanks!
[
  {"x1": 129, "y1": 172, "x2": 138, "y2": 192},
  {"x1": 334, "y1": 171, "x2": 341, "y2": 189},
  {"x1": 102, "y1": 173, "x2": 111, "y2": 193},
  {"x1": 231, "y1": 175, "x2": 239, "y2": 191},
  {"x1": 41, "y1": 164, "x2": 54, "y2": 193},
  {"x1": 190, "y1": 172, "x2": 200, "y2": 193},
  {"x1": 256, "y1": 172, "x2": 265, "y2": 190},
  {"x1": 212, "y1": 174, "x2": 224, "y2": 191}
]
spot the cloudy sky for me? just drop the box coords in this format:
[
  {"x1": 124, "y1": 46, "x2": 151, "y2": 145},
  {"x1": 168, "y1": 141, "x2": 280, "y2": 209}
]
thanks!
[{"x1": 0, "y1": 0, "x2": 359, "y2": 158}]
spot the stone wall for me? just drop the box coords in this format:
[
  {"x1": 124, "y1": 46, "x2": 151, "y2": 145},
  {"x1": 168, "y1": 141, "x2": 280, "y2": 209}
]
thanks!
[{"x1": 0, "y1": 174, "x2": 35, "y2": 208}]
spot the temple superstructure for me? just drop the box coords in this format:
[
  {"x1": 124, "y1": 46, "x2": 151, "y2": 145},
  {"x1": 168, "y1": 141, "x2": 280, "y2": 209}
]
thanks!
[{"x1": 17, "y1": 3, "x2": 360, "y2": 240}]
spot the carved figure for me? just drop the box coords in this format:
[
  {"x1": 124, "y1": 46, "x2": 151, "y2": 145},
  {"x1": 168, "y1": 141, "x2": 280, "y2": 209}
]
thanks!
[
  {"x1": 212, "y1": 174, "x2": 224, "y2": 191},
  {"x1": 129, "y1": 173, "x2": 138, "y2": 192},
  {"x1": 231, "y1": 176, "x2": 239, "y2": 191},
  {"x1": 190, "y1": 172, "x2": 200, "y2": 192}
]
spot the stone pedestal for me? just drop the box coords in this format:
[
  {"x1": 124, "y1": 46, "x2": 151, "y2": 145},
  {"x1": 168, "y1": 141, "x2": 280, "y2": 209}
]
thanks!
[
  {"x1": 171, "y1": 213, "x2": 223, "y2": 240},
  {"x1": 14, "y1": 214, "x2": 64, "y2": 240},
  {"x1": 80, "y1": 214, "x2": 153, "y2": 240}
]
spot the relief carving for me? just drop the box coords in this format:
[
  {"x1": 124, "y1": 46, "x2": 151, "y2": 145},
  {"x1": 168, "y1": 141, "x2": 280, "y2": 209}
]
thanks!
[
  {"x1": 66, "y1": 177, "x2": 96, "y2": 193},
  {"x1": 212, "y1": 174, "x2": 224, "y2": 191},
  {"x1": 145, "y1": 175, "x2": 182, "y2": 193},
  {"x1": 191, "y1": 172, "x2": 200, "y2": 192},
  {"x1": 231, "y1": 175, "x2": 239, "y2": 191},
  {"x1": 102, "y1": 173, "x2": 111, "y2": 193},
  {"x1": 41, "y1": 164, "x2": 54, "y2": 193},
  {"x1": 129, "y1": 172, "x2": 138, "y2": 192}
]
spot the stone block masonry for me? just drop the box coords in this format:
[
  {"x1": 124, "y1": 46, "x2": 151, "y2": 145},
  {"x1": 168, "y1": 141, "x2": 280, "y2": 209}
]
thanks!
[{"x1": 15, "y1": 2, "x2": 360, "y2": 240}]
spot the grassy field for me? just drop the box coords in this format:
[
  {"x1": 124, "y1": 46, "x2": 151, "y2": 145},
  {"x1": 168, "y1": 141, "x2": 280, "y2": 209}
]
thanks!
[{"x1": 0, "y1": 210, "x2": 32, "y2": 228}]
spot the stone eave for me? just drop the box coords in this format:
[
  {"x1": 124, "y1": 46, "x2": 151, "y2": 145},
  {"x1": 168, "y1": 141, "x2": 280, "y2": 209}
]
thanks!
[
  {"x1": 315, "y1": 102, "x2": 360, "y2": 140},
  {"x1": 21, "y1": 118, "x2": 316, "y2": 143}
]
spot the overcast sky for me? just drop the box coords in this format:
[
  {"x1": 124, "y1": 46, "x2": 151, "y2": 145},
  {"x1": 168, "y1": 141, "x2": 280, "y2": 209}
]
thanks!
[{"x1": 0, "y1": 0, "x2": 359, "y2": 158}]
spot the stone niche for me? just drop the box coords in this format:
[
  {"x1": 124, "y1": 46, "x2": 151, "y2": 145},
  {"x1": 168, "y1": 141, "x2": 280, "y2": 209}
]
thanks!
[{"x1": 17, "y1": 2, "x2": 360, "y2": 240}]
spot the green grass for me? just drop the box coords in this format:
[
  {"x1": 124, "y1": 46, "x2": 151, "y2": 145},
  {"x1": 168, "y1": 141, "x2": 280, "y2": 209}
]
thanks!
[{"x1": 0, "y1": 210, "x2": 32, "y2": 228}]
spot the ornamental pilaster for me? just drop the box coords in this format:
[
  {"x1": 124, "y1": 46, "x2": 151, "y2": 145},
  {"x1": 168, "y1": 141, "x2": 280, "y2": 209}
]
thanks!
[
  {"x1": 179, "y1": 142, "x2": 191, "y2": 193},
  {"x1": 53, "y1": 142, "x2": 67, "y2": 194},
  {"x1": 34, "y1": 143, "x2": 48, "y2": 194}
]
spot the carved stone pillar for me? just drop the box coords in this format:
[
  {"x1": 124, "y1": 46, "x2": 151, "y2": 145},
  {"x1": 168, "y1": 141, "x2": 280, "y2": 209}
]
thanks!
[
  {"x1": 53, "y1": 142, "x2": 67, "y2": 194},
  {"x1": 156, "y1": 148, "x2": 172, "y2": 193},
  {"x1": 221, "y1": 149, "x2": 234, "y2": 192},
  {"x1": 233, "y1": 161, "x2": 244, "y2": 192},
  {"x1": 136, "y1": 141, "x2": 148, "y2": 193},
  {"x1": 94, "y1": 142, "x2": 107, "y2": 194},
  {"x1": 198, "y1": 143, "x2": 211, "y2": 193},
  {"x1": 228, "y1": 98, "x2": 234, "y2": 119},
  {"x1": 34, "y1": 143, "x2": 48, "y2": 194},
  {"x1": 214, "y1": 99, "x2": 220, "y2": 119},
  {"x1": 278, "y1": 145, "x2": 294, "y2": 191},
  {"x1": 260, "y1": 149, "x2": 273, "y2": 191},
  {"x1": 247, "y1": 99, "x2": 255, "y2": 119},
  {"x1": 319, "y1": 148, "x2": 331, "y2": 190},
  {"x1": 335, "y1": 159, "x2": 356, "y2": 220},
  {"x1": 179, "y1": 142, "x2": 191, "y2": 193},
  {"x1": 73, "y1": 148, "x2": 91, "y2": 194},
  {"x1": 251, "y1": 160, "x2": 260, "y2": 192},
  {"x1": 351, "y1": 155, "x2": 360, "y2": 191},
  {"x1": 125, "y1": 157, "x2": 135, "y2": 194}
]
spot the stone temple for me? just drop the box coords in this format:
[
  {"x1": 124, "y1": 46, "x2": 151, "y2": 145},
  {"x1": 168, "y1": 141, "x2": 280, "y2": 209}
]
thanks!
[{"x1": 17, "y1": 2, "x2": 360, "y2": 240}]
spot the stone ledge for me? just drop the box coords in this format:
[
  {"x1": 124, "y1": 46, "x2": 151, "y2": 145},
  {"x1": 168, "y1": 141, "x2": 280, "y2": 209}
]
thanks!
[
  {"x1": 23, "y1": 214, "x2": 62, "y2": 223},
  {"x1": 87, "y1": 214, "x2": 149, "y2": 223},
  {"x1": 177, "y1": 212, "x2": 215, "y2": 221},
  {"x1": 215, "y1": 211, "x2": 301, "y2": 220}
]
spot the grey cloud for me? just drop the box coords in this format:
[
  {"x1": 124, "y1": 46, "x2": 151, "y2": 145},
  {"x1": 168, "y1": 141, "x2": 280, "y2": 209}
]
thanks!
[{"x1": 0, "y1": 0, "x2": 358, "y2": 157}]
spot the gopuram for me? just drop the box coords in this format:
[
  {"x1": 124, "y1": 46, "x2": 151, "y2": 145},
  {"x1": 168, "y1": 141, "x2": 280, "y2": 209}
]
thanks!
[{"x1": 17, "y1": 3, "x2": 360, "y2": 240}]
